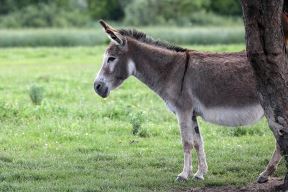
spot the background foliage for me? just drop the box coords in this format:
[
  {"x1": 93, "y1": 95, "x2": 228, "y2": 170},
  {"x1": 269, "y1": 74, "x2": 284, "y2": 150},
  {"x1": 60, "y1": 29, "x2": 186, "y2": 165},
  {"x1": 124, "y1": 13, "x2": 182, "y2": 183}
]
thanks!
[{"x1": 0, "y1": 0, "x2": 242, "y2": 28}]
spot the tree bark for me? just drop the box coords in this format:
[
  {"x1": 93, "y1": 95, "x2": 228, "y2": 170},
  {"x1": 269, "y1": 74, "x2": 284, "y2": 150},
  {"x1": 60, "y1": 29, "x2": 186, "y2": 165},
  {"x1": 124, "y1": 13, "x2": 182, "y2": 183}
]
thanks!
[{"x1": 241, "y1": 0, "x2": 288, "y2": 189}]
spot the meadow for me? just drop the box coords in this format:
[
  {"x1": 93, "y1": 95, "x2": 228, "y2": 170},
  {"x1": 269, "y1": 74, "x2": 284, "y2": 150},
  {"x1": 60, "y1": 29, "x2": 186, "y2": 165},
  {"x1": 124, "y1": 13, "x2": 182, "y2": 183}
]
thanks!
[{"x1": 0, "y1": 44, "x2": 286, "y2": 192}]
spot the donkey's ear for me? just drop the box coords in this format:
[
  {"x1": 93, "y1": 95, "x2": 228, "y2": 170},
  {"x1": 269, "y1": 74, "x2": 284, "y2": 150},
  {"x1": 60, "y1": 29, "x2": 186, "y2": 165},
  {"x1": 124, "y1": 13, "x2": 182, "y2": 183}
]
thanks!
[{"x1": 99, "y1": 20, "x2": 125, "y2": 46}]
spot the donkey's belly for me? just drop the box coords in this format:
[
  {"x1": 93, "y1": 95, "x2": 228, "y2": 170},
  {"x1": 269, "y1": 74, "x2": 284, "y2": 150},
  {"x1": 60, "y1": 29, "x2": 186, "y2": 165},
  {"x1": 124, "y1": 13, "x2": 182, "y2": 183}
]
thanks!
[{"x1": 196, "y1": 104, "x2": 264, "y2": 127}]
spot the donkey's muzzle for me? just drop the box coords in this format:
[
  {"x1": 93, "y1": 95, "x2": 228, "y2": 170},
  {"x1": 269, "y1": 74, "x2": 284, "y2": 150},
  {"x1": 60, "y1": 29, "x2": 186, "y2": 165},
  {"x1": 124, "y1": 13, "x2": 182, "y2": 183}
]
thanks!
[{"x1": 94, "y1": 81, "x2": 109, "y2": 98}]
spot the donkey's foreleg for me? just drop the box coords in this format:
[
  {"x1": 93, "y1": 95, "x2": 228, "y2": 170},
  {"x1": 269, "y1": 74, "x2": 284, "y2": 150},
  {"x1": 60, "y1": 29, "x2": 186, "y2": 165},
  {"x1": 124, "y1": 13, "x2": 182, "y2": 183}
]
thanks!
[
  {"x1": 257, "y1": 142, "x2": 281, "y2": 183},
  {"x1": 192, "y1": 115, "x2": 208, "y2": 180},
  {"x1": 176, "y1": 111, "x2": 194, "y2": 181}
]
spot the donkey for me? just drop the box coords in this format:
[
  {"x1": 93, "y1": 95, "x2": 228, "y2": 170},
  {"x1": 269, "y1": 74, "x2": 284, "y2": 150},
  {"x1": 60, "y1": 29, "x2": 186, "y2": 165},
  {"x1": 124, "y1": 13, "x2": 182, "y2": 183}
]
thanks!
[{"x1": 94, "y1": 20, "x2": 281, "y2": 183}]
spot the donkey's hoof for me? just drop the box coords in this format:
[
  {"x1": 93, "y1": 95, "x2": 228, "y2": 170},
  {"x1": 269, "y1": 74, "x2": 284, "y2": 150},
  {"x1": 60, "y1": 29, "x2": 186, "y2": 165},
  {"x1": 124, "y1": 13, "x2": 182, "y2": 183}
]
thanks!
[
  {"x1": 176, "y1": 176, "x2": 188, "y2": 182},
  {"x1": 194, "y1": 174, "x2": 204, "y2": 181},
  {"x1": 257, "y1": 175, "x2": 268, "y2": 183}
]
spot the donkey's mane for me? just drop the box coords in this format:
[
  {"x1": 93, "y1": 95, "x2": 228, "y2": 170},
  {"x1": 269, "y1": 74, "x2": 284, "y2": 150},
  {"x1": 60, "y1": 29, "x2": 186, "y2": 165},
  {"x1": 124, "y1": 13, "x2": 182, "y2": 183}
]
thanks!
[{"x1": 118, "y1": 29, "x2": 187, "y2": 52}]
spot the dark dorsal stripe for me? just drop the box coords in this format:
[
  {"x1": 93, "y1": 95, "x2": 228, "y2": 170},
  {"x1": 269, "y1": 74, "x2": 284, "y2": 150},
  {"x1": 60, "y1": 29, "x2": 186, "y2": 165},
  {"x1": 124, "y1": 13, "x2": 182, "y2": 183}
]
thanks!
[
  {"x1": 118, "y1": 29, "x2": 187, "y2": 52},
  {"x1": 180, "y1": 50, "x2": 190, "y2": 94}
]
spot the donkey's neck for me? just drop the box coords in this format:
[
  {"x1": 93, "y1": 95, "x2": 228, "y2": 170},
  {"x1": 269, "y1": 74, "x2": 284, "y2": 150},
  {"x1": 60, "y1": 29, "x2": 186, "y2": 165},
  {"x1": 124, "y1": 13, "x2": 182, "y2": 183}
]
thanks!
[{"x1": 128, "y1": 39, "x2": 185, "y2": 95}]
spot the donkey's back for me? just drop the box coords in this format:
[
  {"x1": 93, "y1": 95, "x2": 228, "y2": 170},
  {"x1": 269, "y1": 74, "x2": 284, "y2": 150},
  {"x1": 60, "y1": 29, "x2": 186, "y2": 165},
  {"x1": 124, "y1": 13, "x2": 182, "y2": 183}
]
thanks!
[{"x1": 188, "y1": 51, "x2": 264, "y2": 126}]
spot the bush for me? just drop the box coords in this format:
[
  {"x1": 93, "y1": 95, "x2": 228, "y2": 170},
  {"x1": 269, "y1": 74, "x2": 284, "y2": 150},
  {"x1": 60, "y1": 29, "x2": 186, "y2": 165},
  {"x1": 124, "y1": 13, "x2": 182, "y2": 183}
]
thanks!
[
  {"x1": 129, "y1": 112, "x2": 145, "y2": 135},
  {"x1": 87, "y1": 0, "x2": 124, "y2": 21},
  {"x1": 124, "y1": 0, "x2": 159, "y2": 26},
  {"x1": 124, "y1": 0, "x2": 241, "y2": 26},
  {"x1": 29, "y1": 85, "x2": 44, "y2": 105},
  {"x1": 210, "y1": 0, "x2": 242, "y2": 16},
  {"x1": 0, "y1": 3, "x2": 88, "y2": 28},
  {"x1": 0, "y1": 0, "x2": 243, "y2": 28},
  {"x1": 128, "y1": 112, "x2": 152, "y2": 137}
]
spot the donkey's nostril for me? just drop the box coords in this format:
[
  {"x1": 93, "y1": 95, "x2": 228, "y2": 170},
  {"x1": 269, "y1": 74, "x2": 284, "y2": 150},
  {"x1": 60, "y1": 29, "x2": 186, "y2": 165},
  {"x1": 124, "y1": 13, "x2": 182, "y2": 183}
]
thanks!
[{"x1": 94, "y1": 81, "x2": 104, "y2": 93}]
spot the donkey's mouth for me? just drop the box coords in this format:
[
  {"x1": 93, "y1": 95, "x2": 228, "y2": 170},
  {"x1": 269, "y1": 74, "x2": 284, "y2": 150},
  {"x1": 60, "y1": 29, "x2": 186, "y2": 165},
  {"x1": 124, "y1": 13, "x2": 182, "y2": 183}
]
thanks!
[
  {"x1": 97, "y1": 87, "x2": 109, "y2": 98},
  {"x1": 101, "y1": 87, "x2": 109, "y2": 98}
]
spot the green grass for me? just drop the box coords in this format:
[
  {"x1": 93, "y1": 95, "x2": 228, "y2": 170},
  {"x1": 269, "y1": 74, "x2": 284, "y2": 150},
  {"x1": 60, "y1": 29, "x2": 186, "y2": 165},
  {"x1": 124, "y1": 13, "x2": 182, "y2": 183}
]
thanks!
[
  {"x1": 0, "y1": 44, "x2": 285, "y2": 192},
  {"x1": 0, "y1": 26, "x2": 244, "y2": 47}
]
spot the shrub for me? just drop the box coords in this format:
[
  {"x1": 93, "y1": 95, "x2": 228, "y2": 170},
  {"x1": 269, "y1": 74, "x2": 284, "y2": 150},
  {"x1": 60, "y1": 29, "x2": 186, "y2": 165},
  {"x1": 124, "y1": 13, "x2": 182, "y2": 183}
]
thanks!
[
  {"x1": 124, "y1": 0, "x2": 159, "y2": 26},
  {"x1": 29, "y1": 85, "x2": 44, "y2": 105},
  {"x1": 210, "y1": 0, "x2": 242, "y2": 16},
  {"x1": 0, "y1": 3, "x2": 88, "y2": 28},
  {"x1": 124, "y1": 0, "x2": 241, "y2": 26},
  {"x1": 87, "y1": 0, "x2": 124, "y2": 21},
  {"x1": 129, "y1": 112, "x2": 144, "y2": 135}
]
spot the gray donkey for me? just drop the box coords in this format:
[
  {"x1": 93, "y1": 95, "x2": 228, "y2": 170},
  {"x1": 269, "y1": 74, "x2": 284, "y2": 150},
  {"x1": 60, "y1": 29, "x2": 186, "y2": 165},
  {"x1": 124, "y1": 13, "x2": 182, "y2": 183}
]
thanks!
[{"x1": 94, "y1": 20, "x2": 281, "y2": 183}]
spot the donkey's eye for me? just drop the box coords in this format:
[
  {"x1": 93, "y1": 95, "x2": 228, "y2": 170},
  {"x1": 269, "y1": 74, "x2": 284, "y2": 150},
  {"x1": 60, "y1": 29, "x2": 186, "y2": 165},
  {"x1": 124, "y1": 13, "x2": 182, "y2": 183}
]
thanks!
[{"x1": 107, "y1": 57, "x2": 116, "y2": 63}]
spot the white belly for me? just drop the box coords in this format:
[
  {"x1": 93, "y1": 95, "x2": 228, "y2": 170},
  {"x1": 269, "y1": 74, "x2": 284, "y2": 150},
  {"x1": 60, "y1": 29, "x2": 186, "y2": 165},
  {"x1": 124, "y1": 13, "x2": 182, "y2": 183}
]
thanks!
[{"x1": 195, "y1": 103, "x2": 264, "y2": 127}]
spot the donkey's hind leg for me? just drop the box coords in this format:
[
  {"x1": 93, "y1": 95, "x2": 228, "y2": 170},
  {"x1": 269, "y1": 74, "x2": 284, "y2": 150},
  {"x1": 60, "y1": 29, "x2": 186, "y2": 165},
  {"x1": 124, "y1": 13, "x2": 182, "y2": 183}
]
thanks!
[
  {"x1": 257, "y1": 142, "x2": 281, "y2": 183},
  {"x1": 192, "y1": 114, "x2": 208, "y2": 180}
]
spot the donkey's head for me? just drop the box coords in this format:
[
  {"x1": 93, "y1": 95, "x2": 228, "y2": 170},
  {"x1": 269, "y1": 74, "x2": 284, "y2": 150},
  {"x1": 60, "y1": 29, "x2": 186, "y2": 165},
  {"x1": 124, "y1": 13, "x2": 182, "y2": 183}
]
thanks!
[{"x1": 94, "y1": 20, "x2": 134, "y2": 98}]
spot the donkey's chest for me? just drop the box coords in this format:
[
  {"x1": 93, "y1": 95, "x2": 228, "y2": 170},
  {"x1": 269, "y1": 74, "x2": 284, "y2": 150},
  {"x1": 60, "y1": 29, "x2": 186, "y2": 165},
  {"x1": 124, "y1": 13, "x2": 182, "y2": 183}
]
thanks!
[{"x1": 165, "y1": 100, "x2": 177, "y2": 114}]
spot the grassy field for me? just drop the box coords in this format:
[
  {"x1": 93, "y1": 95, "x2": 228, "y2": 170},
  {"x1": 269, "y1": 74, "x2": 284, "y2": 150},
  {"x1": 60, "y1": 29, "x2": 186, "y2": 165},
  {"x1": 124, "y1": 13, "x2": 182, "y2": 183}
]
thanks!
[
  {"x1": 0, "y1": 44, "x2": 285, "y2": 192},
  {"x1": 0, "y1": 26, "x2": 244, "y2": 47}
]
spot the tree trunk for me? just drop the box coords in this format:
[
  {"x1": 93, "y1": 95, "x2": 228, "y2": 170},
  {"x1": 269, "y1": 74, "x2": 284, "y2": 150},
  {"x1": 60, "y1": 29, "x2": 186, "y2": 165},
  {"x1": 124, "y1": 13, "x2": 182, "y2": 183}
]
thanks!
[{"x1": 241, "y1": 0, "x2": 288, "y2": 189}]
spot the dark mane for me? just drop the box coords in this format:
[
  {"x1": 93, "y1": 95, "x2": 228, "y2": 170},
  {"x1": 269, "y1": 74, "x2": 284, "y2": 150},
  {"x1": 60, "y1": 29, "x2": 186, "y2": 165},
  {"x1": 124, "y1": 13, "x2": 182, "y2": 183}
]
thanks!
[{"x1": 118, "y1": 29, "x2": 187, "y2": 52}]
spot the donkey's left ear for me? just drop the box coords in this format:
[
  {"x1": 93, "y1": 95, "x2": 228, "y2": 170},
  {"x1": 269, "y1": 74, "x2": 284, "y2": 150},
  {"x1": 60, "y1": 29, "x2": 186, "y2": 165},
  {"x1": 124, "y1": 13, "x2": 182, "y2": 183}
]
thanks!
[{"x1": 99, "y1": 20, "x2": 126, "y2": 46}]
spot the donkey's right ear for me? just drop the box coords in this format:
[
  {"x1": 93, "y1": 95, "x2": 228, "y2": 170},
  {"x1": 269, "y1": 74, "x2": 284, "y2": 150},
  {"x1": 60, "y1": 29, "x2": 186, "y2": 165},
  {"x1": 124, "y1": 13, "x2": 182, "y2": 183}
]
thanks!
[{"x1": 99, "y1": 20, "x2": 125, "y2": 46}]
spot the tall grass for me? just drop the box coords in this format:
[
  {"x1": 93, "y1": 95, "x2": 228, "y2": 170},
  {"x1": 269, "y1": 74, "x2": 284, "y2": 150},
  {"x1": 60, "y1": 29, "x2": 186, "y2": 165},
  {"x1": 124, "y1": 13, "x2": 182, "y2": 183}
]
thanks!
[
  {"x1": 0, "y1": 26, "x2": 244, "y2": 47},
  {"x1": 140, "y1": 26, "x2": 244, "y2": 45},
  {"x1": 0, "y1": 29, "x2": 104, "y2": 47}
]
